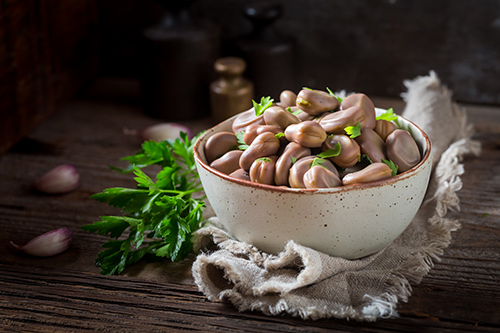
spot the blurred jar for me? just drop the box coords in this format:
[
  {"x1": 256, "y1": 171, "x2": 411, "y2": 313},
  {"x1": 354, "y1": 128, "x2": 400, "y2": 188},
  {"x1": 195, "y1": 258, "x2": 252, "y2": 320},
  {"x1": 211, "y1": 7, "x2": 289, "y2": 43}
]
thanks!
[
  {"x1": 210, "y1": 57, "x2": 254, "y2": 123},
  {"x1": 234, "y1": 1, "x2": 296, "y2": 100},
  {"x1": 140, "y1": 0, "x2": 220, "y2": 120}
]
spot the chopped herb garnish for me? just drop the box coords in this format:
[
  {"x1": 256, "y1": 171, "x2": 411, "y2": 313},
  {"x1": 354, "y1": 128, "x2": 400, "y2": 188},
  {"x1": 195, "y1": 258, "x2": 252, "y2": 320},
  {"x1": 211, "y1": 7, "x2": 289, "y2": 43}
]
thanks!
[
  {"x1": 382, "y1": 159, "x2": 399, "y2": 176},
  {"x1": 311, "y1": 157, "x2": 327, "y2": 169},
  {"x1": 275, "y1": 132, "x2": 285, "y2": 139},
  {"x1": 344, "y1": 122, "x2": 361, "y2": 138},
  {"x1": 376, "y1": 108, "x2": 398, "y2": 121},
  {"x1": 326, "y1": 87, "x2": 343, "y2": 104},
  {"x1": 235, "y1": 131, "x2": 249, "y2": 150},
  {"x1": 256, "y1": 157, "x2": 272, "y2": 163},
  {"x1": 287, "y1": 106, "x2": 303, "y2": 116},
  {"x1": 291, "y1": 156, "x2": 297, "y2": 164},
  {"x1": 302, "y1": 87, "x2": 314, "y2": 90},
  {"x1": 317, "y1": 143, "x2": 341, "y2": 158},
  {"x1": 360, "y1": 154, "x2": 373, "y2": 164},
  {"x1": 252, "y1": 96, "x2": 274, "y2": 116}
]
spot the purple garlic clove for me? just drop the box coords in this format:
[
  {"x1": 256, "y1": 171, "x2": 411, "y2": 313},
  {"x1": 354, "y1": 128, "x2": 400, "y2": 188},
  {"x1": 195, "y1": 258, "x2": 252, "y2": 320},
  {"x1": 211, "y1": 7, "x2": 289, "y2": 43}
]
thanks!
[
  {"x1": 141, "y1": 123, "x2": 191, "y2": 142},
  {"x1": 34, "y1": 164, "x2": 80, "y2": 194},
  {"x1": 11, "y1": 228, "x2": 72, "y2": 257}
]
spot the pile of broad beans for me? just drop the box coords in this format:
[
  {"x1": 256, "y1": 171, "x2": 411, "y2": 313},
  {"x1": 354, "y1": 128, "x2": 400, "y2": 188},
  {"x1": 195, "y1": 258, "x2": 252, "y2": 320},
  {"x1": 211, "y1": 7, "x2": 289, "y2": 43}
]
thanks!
[{"x1": 204, "y1": 89, "x2": 421, "y2": 188}]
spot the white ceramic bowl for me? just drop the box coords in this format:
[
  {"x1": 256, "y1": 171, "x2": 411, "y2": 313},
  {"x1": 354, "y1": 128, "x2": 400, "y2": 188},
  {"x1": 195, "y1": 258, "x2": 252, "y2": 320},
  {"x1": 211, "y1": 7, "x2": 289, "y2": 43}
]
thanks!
[{"x1": 194, "y1": 109, "x2": 432, "y2": 259}]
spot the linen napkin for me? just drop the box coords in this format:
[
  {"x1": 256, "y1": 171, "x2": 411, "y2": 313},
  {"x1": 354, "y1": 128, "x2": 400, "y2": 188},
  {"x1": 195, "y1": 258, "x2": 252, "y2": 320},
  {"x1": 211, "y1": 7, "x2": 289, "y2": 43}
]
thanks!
[{"x1": 191, "y1": 71, "x2": 481, "y2": 321}]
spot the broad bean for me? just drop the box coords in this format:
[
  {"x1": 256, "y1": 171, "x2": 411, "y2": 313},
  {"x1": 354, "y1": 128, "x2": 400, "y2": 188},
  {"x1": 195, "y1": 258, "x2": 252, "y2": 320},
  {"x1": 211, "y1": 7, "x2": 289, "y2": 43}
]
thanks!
[
  {"x1": 342, "y1": 162, "x2": 392, "y2": 185},
  {"x1": 296, "y1": 89, "x2": 339, "y2": 116},
  {"x1": 210, "y1": 150, "x2": 244, "y2": 175},
  {"x1": 285, "y1": 121, "x2": 327, "y2": 148},
  {"x1": 239, "y1": 132, "x2": 280, "y2": 171},
  {"x1": 386, "y1": 129, "x2": 421, "y2": 172},
  {"x1": 319, "y1": 106, "x2": 367, "y2": 134},
  {"x1": 340, "y1": 93, "x2": 376, "y2": 129},
  {"x1": 205, "y1": 132, "x2": 238, "y2": 163}
]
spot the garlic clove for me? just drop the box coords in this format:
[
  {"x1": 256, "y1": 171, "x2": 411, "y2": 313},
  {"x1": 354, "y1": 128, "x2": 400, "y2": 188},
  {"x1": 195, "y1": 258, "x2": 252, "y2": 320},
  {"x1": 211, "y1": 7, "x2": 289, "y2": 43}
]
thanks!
[
  {"x1": 141, "y1": 123, "x2": 191, "y2": 142},
  {"x1": 11, "y1": 228, "x2": 72, "y2": 257},
  {"x1": 34, "y1": 164, "x2": 80, "y2": 194}
]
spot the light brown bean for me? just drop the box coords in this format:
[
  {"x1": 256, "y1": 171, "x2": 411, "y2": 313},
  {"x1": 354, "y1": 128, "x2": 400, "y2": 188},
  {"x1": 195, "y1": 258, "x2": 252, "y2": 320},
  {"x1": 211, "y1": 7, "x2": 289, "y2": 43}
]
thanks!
[
  {"x1": 209, "y1": 150, "x2": 244, "y2": 175},
  {"x1": 355, "y1": 128, "x2": 386, "y2": 163},
  {"x1": 386, "y1": 129, "x2": 421, "y2": 172},
  {"x1": 249, "y1": 156, "x2": 278, "y2": 185},
  {"x1": 243, "y1": 124, "x2": 283, "y2": 145},
  {"x1": 229, "y1": 168, "x2": 251, "y2": 181},
  {"x1": 319, "y1": 106, "x2": 367, "y2": 134},
  {"x1": 279, "y1": 90, "x2": 297, "y2": 107},
  {"x1": 342, "y1": 162, "x2": 392, "y2": 185},
  {"x1": 322, "y1": 134, "x2": 360, "y2": 168},
  {"x1": 274, "y1": 142, "x2": 311, "y2": 186},
  {"x1": 304, "y1": 165, "x2": 342, "y2": 188},
  {"x1": 285, "y1": 121, "x2": 327, "y2": 148},
  {"x1": 296, "y1": 89, "x2": 339, "y2": 116},
  {"x1": 232, "y1": 108, "x2": 266, "y2": 134},
  {"x1": 374, "y1": 119, "x2": 396, "y2": 141},
  {"x1": 263, "y1": 105, "x2": 300, "y2": 129},
  {"x1": 239, "y1": 132, "x2": 280, "y2": 171},
  {"x1": 340, "y1": 93, "x2": 376, "y2": 129},
  {"x1": 289, "y1": 156, "x2": 338, "y2": 188},
  {"x1": 204, "y1": 132, "x2": 238, "y2": 164}
]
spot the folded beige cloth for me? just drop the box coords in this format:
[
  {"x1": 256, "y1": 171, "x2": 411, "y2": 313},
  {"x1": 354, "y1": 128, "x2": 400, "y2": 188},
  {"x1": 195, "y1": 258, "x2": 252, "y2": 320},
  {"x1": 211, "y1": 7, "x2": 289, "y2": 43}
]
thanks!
[{"x1": 191, "y1": 72, "x2": 481, "y2": 321}]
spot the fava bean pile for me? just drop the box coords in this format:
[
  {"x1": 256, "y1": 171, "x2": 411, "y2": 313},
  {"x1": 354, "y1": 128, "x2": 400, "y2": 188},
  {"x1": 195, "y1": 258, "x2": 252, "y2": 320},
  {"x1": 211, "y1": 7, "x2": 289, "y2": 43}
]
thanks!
[{"x1": 204, "y1": 89, "x2": 422, "y2": 188}]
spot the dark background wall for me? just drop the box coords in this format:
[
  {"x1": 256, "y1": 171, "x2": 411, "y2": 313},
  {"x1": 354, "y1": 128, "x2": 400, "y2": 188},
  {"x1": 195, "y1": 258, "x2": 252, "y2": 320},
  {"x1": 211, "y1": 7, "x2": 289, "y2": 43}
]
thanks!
[
  {"x1": 97, "y1": 0, "x2": 500, "y2": 105},
  {"x1": 1, "y1": 0, "x2": 499, "y2": 155}
]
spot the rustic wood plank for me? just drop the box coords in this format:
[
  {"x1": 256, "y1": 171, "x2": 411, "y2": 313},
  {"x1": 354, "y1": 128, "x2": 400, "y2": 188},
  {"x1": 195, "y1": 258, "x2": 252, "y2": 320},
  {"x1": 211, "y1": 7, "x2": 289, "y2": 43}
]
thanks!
[
  {"x1": 1, "y1": 264, "x2": 498, "y2": 332},
  {"x1": 0, "y1": 84, "x2": 498, "y2": 331}
]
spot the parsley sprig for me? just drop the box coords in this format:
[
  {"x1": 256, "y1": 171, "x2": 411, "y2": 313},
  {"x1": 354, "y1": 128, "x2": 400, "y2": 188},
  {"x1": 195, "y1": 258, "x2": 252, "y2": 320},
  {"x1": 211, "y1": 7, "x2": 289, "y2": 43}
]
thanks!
[
  {"x1": 317, "y1": 142, "x2": 341, "y2": 159},
  {"x1": 326, "y1": 87, "x2": 343, "y2": 104},
  {"x1": 235, "y1": 132, "x2": 249, "y2": 150},
  {"x1": 344, "y1": 122, "x2": 362, "y2": 138},
  {"x1": 382, "y1": 159, "x2": 399, "y2": 176},
  {"x1": 376, "y1": 108, "x2": 398, "y2": 121},
  {"x1": 253, "y1": 96, "x2": 274, "y2": 116},
  {"x1": 82, "y1": 133, "x2": 206, "y2": 275}
]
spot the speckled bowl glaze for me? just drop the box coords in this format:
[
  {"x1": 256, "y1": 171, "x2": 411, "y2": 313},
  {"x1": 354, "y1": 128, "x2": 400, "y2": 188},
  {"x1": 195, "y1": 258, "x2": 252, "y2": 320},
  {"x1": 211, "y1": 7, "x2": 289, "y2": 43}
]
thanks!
[{"x1": 194, "y1": 109, "x2": 432, "y2": 259}]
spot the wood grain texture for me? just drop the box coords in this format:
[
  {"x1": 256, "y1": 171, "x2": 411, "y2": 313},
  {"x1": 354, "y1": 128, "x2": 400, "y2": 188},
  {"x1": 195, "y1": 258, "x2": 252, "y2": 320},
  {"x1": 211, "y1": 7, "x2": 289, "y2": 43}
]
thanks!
[
  {"x1": 0, "y1": 0, "x2": 99, "y2": 155},
  {"x1": 0, "y1": 82, "x2": 499, "y2": 331}
]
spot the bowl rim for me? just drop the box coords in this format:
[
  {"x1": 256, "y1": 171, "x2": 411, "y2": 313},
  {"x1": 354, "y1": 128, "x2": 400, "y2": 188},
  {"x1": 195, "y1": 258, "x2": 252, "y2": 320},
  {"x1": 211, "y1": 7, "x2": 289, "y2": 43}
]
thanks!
[{"x1": 194, "y1": 109, "x2": 432, "y2": 194}]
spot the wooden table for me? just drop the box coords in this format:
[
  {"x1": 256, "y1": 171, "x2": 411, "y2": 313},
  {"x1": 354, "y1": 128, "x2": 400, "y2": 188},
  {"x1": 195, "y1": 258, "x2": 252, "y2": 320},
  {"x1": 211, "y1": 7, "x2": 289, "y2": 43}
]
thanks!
[{"x1": 1, "y1": 80, "x2": 499, "y2": 332}]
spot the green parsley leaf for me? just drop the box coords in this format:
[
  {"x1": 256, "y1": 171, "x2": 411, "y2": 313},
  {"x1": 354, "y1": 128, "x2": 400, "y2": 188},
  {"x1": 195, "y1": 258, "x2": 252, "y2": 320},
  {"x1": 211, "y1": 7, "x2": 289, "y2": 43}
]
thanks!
[
  {"x1": 275, "y1": 132, "x2": 285, "y2": 139},
  {"x1": 256, "y1": 157, "x2": 272, "y2": 163},
  {"x1": 253, "y1": 96, "x2": 274, "y2": 116},
  {"x1": 376, "y1": 108, "x2": 398, "y2": 121},
  {"x1": 360, "y1": 154, "x2": 373, "y2": 164},
  {"x1": 326, "y1": 87, "x2": 343, "y2": 103},
  {"x1": 291, "y1": 156, "x2": 297, "y2": 164},
  {"x1": 286, "y1": 106, "x2": 302, "y2": 116},
  {"x1": 235, "y1": 131, "x2": 249, "y2": 150},
  {"x1": 344, "y1": 122, "x2": 361, "y2": 138},
  {"x1": 311, "y1": 157, "x2": 327, "y2": 169},
  {"x1": 82, "y1": 132, "x2": 206, "y2": 275},
  {"x1": 317, "y1": 143, "x2": 341, "y2": 158},
  {"x1": 382, "y1": 159, "x2": 399, "y2": 176}
]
